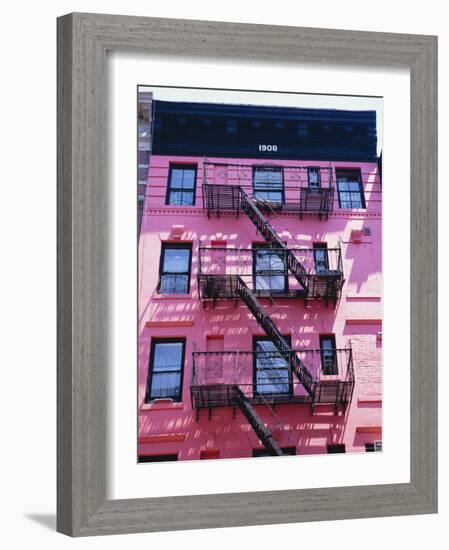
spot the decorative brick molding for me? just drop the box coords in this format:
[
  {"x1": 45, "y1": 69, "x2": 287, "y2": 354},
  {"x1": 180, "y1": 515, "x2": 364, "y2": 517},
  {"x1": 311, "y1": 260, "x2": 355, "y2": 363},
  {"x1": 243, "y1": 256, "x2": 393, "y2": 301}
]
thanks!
[
  {"x1": 346, "y1": 294, "x2": 381, "y2": 302},
  {"x1": 358, "y1": 397, "x2": 382, "y2": 404},
  {"x1": 145, "y1": 319, "x2": 194, "y2": 327},
  {"x1": 140, "y1": 402, "x2": 184, "y2": 412},
  {"x1": 345, "y1": 318, "x2": 382, "y2": 325},
  {"x1": 138, "y1": 433, "x2": 187, "y2": 444},
  {"x1": 355, "y1": 426, "x2": 382, "y2": 433}
]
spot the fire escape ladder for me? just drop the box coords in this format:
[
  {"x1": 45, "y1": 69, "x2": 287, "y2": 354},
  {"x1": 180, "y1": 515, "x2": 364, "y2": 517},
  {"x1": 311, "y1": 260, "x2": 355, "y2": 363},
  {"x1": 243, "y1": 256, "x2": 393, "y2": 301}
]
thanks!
[
  {"x1": 234, "y1": 387, "x2": 284, "y2": 456},
  {"x1": 235, "y1": 276, "x2": 315, "y2": 398},
  {"x1": 239, "y1": 188, "x2": 309, "y2": 292},
  {"x1": 257, "y1": 391, "x2": 297, "y2": 448}
]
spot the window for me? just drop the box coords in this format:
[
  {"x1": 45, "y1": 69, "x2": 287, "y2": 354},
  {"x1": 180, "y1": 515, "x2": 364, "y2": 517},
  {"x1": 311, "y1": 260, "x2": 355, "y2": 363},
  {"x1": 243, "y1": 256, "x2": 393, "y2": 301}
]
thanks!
[
  {"x1": 145, "y1": 339, "x2": 185, "y2": 402},
  {"x1": 327, "y1": 444, "x2": 346, "y2": 453},
  {"x1": 365, "y1": 441, "x2": 382, "y2": 452},
  {"x1": 138, "y1": 454, "x2": 178, "y2": 463},
  {"x1": 336, "y1": 169, "x2": 365, "y2": 209},
  {"x1": 158, "y1": 243, "x2": 192, "y2": 294},
  {"x1": 166, "y1": 165, "x2": 197, "y2": 205},
  {"x1": 253, "y1": 244, "x2": 287, "y2": 292},
  {"x1": 252, "y1": 447, "x2": 296, "y2": 457},
  {"x1": 313, "y1": 243, "x2": 329, "y2": 274},
  {"x1": 253, "y1": 166, "x2": 284, "y2": 202},
  {"x1": 254, "y1": 336, "x2": 291, "y2": 395},
  {"x1": 320, "y1": 335, "x2": 338, "y2": 375},
  {"x1": 307, "y1": 167, "x2": 321, "y2": 189}
]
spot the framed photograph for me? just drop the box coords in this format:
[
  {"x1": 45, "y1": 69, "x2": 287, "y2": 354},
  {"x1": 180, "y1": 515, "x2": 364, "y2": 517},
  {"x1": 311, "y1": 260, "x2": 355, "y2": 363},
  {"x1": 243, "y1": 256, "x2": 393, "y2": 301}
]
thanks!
[{"x1": 57, "y1": 13, "x2": 437, "y2": 536}]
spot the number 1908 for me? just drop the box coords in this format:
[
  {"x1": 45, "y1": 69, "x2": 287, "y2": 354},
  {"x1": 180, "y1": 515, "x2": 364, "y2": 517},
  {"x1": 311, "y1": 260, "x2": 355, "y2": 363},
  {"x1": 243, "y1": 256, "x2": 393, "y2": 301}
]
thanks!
[{"x1": 258, "y1": 144, "x2": 278, "y2": 152}]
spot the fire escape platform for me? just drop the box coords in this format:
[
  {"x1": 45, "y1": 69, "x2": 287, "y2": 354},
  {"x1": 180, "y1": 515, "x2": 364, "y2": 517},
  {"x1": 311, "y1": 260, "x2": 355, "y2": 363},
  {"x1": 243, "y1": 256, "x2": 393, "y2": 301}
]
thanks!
[
  {"x1": 190, "y1": 382, "x2": 354, "y2": 410},
  {"x1": 203, "y1": 180, "x2": 334, "y2": 219},
  {"x1": 198, "y1": 273, "x2": 308, "y2": 301}
]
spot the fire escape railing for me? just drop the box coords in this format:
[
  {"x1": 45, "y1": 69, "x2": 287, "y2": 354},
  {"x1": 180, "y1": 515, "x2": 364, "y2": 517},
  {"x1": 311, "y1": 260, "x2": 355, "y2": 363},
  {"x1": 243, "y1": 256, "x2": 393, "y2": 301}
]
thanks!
[
  {"x1": 239, "y1": 188, "x2": 309, "y2": 290},
  {"x1": 190, "y1": 348, "x2": 354, "y2": 455},
  {"x1": 201, "y1": 184, "x2": 344, "y2": 302},
  {"x1": 191, "y1": 348, "x2": 355, "y2": 409},
  {"x1": 197, "y1": 246, "x2": 344, "y2": 303},
  {"x1": 193, "y1": 162, "x2": 351, "y2": 454},
  {"x1": 202, "y1": 161, "x2": 334, "y2": 218}
]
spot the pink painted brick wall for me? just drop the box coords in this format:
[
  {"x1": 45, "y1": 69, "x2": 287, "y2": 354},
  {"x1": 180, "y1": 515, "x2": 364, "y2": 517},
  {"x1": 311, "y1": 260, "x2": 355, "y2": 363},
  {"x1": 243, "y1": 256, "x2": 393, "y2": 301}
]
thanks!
[{"x1": 138, "y1": 155, "x2": 382, "y2": 459}]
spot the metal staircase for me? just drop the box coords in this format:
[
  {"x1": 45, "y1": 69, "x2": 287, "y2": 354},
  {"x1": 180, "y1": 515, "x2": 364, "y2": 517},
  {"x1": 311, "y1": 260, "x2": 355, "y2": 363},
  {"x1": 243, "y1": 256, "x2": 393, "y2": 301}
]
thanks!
[
  {"x1": 234, "y1": 387, "x2": 284, "y2": 456},
  {"x1": 235, "y1": 276, "x2": 315, "y2": 398}
]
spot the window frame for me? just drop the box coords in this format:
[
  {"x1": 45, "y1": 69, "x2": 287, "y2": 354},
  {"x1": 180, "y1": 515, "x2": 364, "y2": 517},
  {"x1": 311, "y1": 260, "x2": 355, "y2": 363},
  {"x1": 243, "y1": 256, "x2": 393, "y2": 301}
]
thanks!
[
  {"x1": 327, "y1": 444, "x2": 346, "y2": 453},
  {"x1": 313, "y1": 242, "x2": 329, "y2": 274},
  {"x1": 252, "y1": 166, "x2": 285, "y2": 203},
  {"x1": 165, "y1": 164, "x2": 198, "y2": 206},
  {"x1": 319, "y1": 334, "x2": 338, "y2": 376},
  {"x1": 158, "y1": 242, "x2": 192, "y2": 295},
  {"x1": 336, "y1": 168, "x2": 366, "y2": 209},
  {"x1": 307, "y1": 166, "x2": 321, "y2": 189},
  {"x1": 253, "y1": 335, "x2": 293, "y2": 396},
  {"x1": 366, "y1": 441, "x2": 383, "y2": 452},
  {"x1": 145, "y1": 337, "x2": 186, "y2": 403},
  {"x1": 252, "y1": 243, "x2": 288, "y2": 293}
]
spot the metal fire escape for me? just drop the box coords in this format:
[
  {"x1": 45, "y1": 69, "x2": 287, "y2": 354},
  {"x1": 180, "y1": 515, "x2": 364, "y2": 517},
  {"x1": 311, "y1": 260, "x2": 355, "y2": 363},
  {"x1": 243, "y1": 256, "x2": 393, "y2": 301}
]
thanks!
[{"x1": 194, "y1": 170, "x2": 349, "y2": 456}]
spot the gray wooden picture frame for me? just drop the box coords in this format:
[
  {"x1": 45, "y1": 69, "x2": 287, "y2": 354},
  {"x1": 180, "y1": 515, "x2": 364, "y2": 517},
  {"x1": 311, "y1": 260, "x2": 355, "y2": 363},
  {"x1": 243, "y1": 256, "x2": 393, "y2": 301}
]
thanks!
[{"x1": 57, "y1": 12, "x2": 438, "y2": 537}]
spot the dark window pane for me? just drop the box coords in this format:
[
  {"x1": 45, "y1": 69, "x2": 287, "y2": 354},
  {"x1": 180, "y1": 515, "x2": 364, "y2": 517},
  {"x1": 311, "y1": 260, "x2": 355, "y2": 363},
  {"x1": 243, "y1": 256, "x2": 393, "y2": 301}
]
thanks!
[
  {"x1": 308, "y1": 167, "x2": 321, "y2": 188},
  {"x1": 327, "y1": 444, "x2": 346, "y2": 453},
  {"x1": 266, "y1": 275, "x2": 285, "y2": 290},
  {"x1": 256, "y1": 370, "x2": 289, "y2": 394},
  {"x1": 150, "y1": 372, "x2": 181, "y2": 397},
  {"x1": 160, "y1": 274, "x2": 188, "y2": 294},
  {"x1": 179, "y1": 191, "x2": 194, "y2": 204},
  {"x1": 253, "y1": 167, "x2": 284, "y2": 203},
  {"x1": 181, "y1": 170, "x2": 195, "y2": 188},
  {"x1": 163, "y1": 248, "x2": 190, "y2": 272},
  {"x1": 313, "y1": 244, "x2": 329, "y2": 273},
  {"x1": 153, "y1": 342, "x2": 183, "y2": 371},
  {"x1": 336, "y1": 169, "x2": 365, "y2": 209},
  {"x1": 320, "y1": 335, "x2": 338, "y2": 375},
  {"x1": 169, "y1": 191, "x2": 194, "y2": 205},
  {"x1": 255, "y1": 339, "x2": 290, "y2": 395},
  {"x1": 159, "y1": 245, "x2": 191, "y2": 294},
  {"x1": 350, "y1": 195, "x2": 363, "y2": 208},
  {"x1": 167, "y1": 166, "x2": 196, "y2": 205},
  {"x1": 170, "y1": 169, "x2": 184, "y2": 186},
  {"x1": 254, "y1": 191, "x2": 283, "y2": 202},
  {"x1": 339, "y1": 192, "x2": 352, "y2": 208},
  {"x1": 254, "y1": 247, "x2": 286, "y2": 291},
  {"x1": 254, "y1": 167, "x2": 283, "y2": 185},
  {"x1": 168, "y1": 191, "x2": 183, "y2": 205},
  {"x1": 147, "y1": 340, "x2": 185, "y2": 401}
]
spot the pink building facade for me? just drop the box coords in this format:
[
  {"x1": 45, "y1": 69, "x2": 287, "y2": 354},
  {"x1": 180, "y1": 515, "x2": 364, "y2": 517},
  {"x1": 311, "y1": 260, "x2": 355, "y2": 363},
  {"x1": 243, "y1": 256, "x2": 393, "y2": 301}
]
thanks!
[{"x1": 138, "y1": 101, "x2": 382, "y2": 461}]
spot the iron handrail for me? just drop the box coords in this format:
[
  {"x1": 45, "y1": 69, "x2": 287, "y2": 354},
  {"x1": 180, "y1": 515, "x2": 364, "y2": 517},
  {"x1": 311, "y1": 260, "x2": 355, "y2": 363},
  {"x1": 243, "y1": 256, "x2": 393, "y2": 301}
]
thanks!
[{"x1": 192, "y1": 348, "x2": 355, "y2": 385}]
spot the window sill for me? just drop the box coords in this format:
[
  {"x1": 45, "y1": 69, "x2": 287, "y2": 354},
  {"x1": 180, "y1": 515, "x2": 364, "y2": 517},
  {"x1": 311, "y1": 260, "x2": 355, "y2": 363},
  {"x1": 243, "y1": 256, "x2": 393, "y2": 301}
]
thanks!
[
  {"x1": 140, "y1": 401, "x2": 184, "y2": 412},
  {"x1": 152, "y1": 293, "x2": 192, "y2": 300}
]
